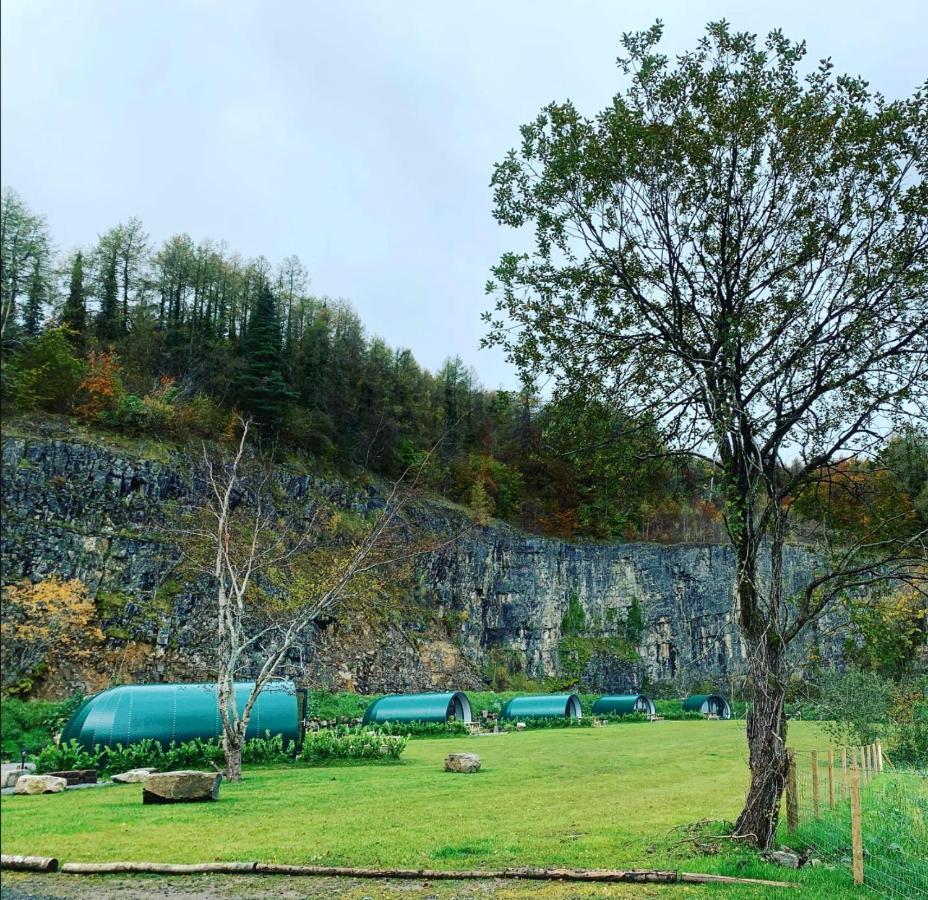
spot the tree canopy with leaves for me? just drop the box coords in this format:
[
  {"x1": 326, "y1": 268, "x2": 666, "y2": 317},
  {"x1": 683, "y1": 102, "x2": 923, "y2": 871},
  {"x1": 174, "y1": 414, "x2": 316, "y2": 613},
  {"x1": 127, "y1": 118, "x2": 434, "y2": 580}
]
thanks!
[{"x1": 485, "y1": 20, "x2": 927, "y2": 847}]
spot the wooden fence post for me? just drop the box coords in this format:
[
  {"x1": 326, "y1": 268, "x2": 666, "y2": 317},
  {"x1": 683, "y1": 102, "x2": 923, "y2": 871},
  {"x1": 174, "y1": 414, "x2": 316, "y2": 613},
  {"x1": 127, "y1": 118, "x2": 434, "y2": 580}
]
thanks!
[
  {"x1": 811, "y1": 750, "x2": 820, "y2": 818},
  {"x1": 876, "y1": 741, "x2": 883, "y2": 772},
  {"x1": 786, "y1": 748, "x2": 798, "y2": 832},
  {"x1": 850, "y1": 763, "x2": 864, "y2": 886},
  {"x1": 827, "y1": 749, "x2": 835, "y2": 810},
  {"x1": 841, "y1": 747, "x2": 848, "y2": 801},
  {"x1": 858, "y1": 746, "x2": 866, "y2": 784}
]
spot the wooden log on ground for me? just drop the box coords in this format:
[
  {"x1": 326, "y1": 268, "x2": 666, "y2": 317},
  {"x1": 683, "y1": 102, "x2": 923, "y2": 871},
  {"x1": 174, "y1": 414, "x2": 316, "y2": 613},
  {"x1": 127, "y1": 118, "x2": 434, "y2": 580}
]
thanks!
[
  {"x1": 60, "y1": 861, "x2": 257, "y2": 874},
  {"x1": 48, "y1": 859, "x2": 800, "y2": 888},
  {"x1": 252, "y1": 862, "x2": 799, "y2": 887},
  {"x1": 1, "y1": 854, "x2": 60, "y2": 872}
]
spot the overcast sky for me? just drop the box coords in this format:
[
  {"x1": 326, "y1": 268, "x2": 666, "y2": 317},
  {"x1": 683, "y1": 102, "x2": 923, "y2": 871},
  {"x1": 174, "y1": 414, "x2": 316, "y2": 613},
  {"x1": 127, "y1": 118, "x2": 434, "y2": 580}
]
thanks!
[{"x1": 2, "y1": 1, "x2": 925, "y2": 388}]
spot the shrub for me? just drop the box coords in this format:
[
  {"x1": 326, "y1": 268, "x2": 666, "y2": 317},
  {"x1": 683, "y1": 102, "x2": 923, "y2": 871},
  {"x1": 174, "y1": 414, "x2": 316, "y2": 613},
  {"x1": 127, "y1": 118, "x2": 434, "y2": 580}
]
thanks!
[
  {"x1": 300, "y1": 728, "x2": 407, "y2": 764},
  {"x1": 0, "y1": 696, "x2": 79, "y2": 758},
  {"x1": 364, "y1": 720, "x2": 470, "y2": 738},
  {"x1": 0, "y1": 578, "x2": 104, "y2": 695},
  {"x1": 888, "y1": 676, "x2": 928, "y2": 768},
  {"x1": 814, "y1": 668, "x2": 894, "y2": 747},
  {"x1": 3, "y1": 328, "x2": 86, "y2": 412},
  {"x1": 33, "y1": 732, "x2": 295, "y2": 775},
  {"x1": 76, "y1": 350, "x2": 125, "y2": 421}
]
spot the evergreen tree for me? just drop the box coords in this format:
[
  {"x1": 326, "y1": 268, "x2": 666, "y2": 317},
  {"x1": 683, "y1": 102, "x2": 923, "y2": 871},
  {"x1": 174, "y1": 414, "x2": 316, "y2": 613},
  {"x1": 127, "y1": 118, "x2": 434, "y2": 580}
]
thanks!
[
  {"x1": 235, "y1": 283, "x2": 293, "y2": 427},
  {"x1": 23, "y1": 258, "x2": 46, "y2": 336},
  {"x1": 61, "y1": 251, "x2": 87, "y2": 340},
  {"x1": 95, "y1": 249, "x2": 121, "y2": 342}
]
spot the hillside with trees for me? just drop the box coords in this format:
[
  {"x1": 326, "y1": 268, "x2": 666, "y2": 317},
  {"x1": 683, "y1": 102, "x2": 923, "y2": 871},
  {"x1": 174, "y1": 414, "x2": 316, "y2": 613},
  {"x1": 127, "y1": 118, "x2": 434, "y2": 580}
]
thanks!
[{"x1": 3, "y1": 188, "x2": 924, "y2": 552}]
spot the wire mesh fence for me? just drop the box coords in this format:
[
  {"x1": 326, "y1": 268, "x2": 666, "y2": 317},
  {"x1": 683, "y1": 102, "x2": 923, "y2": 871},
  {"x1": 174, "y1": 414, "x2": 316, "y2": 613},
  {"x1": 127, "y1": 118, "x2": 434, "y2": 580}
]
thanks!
[{"x1": 785, "y1": 743, "x2": 928, "y2": 897}]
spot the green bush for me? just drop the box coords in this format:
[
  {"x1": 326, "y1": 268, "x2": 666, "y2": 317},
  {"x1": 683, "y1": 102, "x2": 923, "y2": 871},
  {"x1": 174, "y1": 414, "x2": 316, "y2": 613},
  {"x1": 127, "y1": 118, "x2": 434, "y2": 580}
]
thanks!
[
  {"x1": 364, "y1": 720, "x2": 470, "y2": 738},
  {"x1": 888, "y1": 676, "x2": 928, "y2": 767},
  {"x1": 304, "y1": 690, "x2": 373, "y2": 721},
  {"x1": 33, "y1": 732, "x2": 296, "y2": 775},
  {"x1": 0, "y1": 696, "x2": 80, "y2": 758},
  {"x1": 2, "y1": 328, "x2": 86, "y2": 413},
  {"x1": 300, "y1": 728, "x2": 407, "y2": 764}
]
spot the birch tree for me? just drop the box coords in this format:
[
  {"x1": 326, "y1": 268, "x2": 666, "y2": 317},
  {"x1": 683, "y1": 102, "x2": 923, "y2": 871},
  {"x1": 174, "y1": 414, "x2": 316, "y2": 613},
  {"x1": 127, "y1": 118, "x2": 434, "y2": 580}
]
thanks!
[{"x1": 199, "y1": 418, "x2": 433, "y2": 780}]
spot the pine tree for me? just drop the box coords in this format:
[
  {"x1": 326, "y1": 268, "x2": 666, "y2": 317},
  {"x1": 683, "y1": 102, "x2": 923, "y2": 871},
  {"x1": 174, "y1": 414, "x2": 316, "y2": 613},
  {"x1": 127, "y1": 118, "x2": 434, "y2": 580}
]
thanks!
[
  {"x1": 61, "y1": 251, "x2": 87, "y2": 341},
  {"x1": 23, "y1": 258, "x2": 45, "y2": 337},
  {"x1": 235, "y1": 283, "x2": 294, "y2": 427},
  {"x1": 95, "y1": 250, "x2": 121, "y2": 342}
]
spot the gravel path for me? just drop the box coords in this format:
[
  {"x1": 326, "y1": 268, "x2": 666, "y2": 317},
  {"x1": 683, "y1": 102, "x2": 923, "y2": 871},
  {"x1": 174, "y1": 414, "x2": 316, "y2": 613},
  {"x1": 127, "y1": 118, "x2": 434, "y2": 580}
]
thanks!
[{"x1": 0, "y1": 872, "x2": 661, "y2": 899}]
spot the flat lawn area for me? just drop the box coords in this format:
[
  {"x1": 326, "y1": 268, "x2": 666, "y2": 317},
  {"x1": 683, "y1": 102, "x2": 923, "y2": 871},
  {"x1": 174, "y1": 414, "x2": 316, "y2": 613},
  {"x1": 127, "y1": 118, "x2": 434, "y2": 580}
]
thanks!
[{"x1": 1, "y1": 721, "x2": 867, "y2": 896}]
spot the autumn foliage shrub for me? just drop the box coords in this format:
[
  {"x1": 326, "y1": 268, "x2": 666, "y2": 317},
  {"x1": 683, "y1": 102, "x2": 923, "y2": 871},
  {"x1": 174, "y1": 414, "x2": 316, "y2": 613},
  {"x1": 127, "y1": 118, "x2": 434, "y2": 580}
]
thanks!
[
  {"x1": 75, "y1": 350, "x2": 124, "y2": 421},
  {"x1": 0, "y1": 578, "x2": 103, "y2": 695}
]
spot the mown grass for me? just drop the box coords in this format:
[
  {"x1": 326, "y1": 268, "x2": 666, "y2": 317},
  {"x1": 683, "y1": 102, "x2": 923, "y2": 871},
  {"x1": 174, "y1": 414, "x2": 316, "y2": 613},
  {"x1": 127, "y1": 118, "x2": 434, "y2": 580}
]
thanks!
[{"x1": 0, "y1": 721, "x2": 876, "y2": 897}]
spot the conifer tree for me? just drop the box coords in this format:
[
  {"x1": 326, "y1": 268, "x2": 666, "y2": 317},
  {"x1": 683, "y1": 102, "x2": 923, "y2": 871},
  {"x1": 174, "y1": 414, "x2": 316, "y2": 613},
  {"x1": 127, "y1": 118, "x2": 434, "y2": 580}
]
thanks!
[
  {"x1": 236, "y1": 283, "x2": 294, "y2": 427},
  {"x1": 61, "y1": 251, "x2": 87, "y2": 341},
  {"x1": 23, "y1": 258, "x2": 46, "y2": 337},
  {"x1": 95, "y1": 249, "x2": 121, "y2": 342}
]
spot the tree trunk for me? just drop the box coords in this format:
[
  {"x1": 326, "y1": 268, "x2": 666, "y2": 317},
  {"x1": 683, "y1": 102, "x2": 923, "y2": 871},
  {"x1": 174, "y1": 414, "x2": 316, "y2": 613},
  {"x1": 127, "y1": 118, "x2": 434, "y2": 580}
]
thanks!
[
  {"x1": 222, "y1": 731, "x2": 243, "y2": 782},
  {"x1": 732, "y1": 636, "x2": 789, "y2": 849}
]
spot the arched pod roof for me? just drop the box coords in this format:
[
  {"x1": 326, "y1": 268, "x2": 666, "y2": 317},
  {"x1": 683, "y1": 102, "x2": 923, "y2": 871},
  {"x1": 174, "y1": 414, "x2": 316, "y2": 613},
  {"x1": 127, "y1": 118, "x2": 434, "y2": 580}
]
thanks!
[
  {"x1": 682, "y1": 694, "x2": 732, "y2": 719},
  {"x1": 592, "y1": 694, "x2": 655, "y2": 716},
  {"x1": 362, "y1": 692, "x2": 472, "y2": 725},
  {"x1": 500, "y1": 693, "x2": 582, "y2": 720},
  {"x1": 60, "y1": 681, "x2": 298, "y2": 748}
]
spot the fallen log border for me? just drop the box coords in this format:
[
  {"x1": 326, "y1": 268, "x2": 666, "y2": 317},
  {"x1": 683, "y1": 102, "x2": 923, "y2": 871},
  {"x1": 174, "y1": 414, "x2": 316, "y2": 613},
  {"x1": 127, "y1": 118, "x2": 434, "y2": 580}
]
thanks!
[
  {"x1": 1, "y1": 856, "x2": 800, "y2": 888},
  {"x1": 0, "y1": 855, "x2": 59, "y2": 873}
]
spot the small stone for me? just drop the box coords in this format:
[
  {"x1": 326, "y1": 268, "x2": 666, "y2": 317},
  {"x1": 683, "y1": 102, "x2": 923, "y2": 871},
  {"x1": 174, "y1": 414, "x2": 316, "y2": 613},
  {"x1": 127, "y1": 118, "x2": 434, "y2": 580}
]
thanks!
[
  {"x1": 112, "y1": 768, "x2": 157, "y2": 784},
  {"x1": 444, "y1": 752, "x2": 481, "y2": 774},
  {"x1": 764, "y1": 850, "x2": 801, "y2": 869},
  {"x1": 142, "y1": 770, "x2": 221, "y2": 803},
  {"x1": 13, "y1": 774, "x2": 68, "y2": 795},
  {"x1": 515, "y1": 722, "x2": 526, "y2": 731}
]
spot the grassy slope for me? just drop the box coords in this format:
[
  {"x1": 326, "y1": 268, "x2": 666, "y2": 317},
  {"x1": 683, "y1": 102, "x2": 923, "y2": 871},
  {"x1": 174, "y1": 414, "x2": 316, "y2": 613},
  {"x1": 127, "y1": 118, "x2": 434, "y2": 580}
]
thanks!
[{"x1": 0, "y1": 721, "x2": 868, "y2": 897}]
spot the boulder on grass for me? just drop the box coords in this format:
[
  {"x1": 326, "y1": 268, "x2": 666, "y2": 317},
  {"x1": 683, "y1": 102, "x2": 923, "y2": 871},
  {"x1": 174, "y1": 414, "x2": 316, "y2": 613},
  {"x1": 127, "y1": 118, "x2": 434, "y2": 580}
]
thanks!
[
  {"x1": 13, "y1": 775, "x2": 68, "y2": 795},
  {"x1": 444, "y1": 752, "x2": 481, "y2": 774},
  {"x1": 112, "y1": 768, "x2": 157, "y2": 784},
  {"x1": 142, "y1": 770, "x2": 221, "y2": 804}
]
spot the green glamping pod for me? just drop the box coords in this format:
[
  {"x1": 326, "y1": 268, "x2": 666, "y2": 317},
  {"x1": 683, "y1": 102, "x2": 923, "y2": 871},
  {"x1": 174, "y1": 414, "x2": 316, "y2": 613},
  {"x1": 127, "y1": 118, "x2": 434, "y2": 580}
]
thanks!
[
  {"x1": 500, "y1": 693, "x2": 582, "y2": 720},
  {"x1": 592, "y1": 694, "x2": 655, "y2": 716},
  {"x1": 362, "y1": 691, "x2": 472, "y2": 725},
  {"x1": 682, "y1": 694, "x2": 732, "y2": 719},
  {"x1": 61, "y1": 681, "x2": 299, "y2": 749}
]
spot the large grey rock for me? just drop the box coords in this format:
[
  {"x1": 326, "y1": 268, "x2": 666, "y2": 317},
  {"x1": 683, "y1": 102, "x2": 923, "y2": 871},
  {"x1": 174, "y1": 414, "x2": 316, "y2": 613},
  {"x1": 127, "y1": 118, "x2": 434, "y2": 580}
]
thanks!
[
  {"x1": 13, "y1": 774, "x2": 67, "y2": 794},
  {"x1": 142, "y1": 770, "x2": 221, "y2": 803},
  {"x1": 112, "y1": 767, "x2": 157, "y2": 784},
  {"x1": 444, "y1": 752, "x2": 481, "y2": 774}
]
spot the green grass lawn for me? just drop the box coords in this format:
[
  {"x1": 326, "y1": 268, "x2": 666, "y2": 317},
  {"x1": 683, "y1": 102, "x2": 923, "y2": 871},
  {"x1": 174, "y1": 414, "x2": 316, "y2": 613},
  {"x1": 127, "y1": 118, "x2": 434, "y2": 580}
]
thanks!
[{"x1": 0, "y1": 721, "x2": 875, "y2": 896}]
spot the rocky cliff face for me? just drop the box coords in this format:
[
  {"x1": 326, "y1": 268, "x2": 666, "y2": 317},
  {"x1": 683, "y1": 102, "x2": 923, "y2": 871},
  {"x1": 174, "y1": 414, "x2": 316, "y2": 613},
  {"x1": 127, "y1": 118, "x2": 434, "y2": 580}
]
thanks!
[{"x1": 1, "y1": 428, "x2": 837, "y2": 697}]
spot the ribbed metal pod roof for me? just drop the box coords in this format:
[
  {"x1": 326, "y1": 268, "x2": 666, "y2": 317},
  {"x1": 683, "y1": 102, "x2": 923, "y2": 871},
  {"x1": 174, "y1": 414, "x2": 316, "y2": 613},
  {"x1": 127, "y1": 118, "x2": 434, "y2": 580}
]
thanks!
[
  {"x1": 682, "y1": 694, "x2": 732, "y2": 719},
  {"x1": 592, "y1": 694, "x2": 655, "y2": 716},
  {"x1": 61, "y1": 681, "x2": 299, "y2": 748},
  {"x1": 361, "y1": 691, "x2": 472, "y2": 725},
  {"x1": 499, "y1": 693, "x2": 582, "y2": 720}
]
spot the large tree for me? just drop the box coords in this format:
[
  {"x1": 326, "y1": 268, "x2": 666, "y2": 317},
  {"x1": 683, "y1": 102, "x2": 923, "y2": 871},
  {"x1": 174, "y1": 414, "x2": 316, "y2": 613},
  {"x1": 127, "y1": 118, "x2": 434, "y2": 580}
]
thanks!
[
  {"x1": 485, "y1": 21, "x2": 927, "y2": 848},
  {"x1": 235, "y1": 282, "x2": 294, "y2": 427},
  {"x1": 60, "y1": 251, "x2": 87, "y2": 340},
  {"x1": 1, "y1": 189, "x2": 50, "y2": 341}
]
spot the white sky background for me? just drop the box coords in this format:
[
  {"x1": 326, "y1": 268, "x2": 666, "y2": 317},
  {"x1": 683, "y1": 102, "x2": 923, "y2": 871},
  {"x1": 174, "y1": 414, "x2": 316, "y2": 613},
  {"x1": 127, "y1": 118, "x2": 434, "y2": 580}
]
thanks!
[{"x1": 2, "y1": 1, "x2": 925, "y2": 390}]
